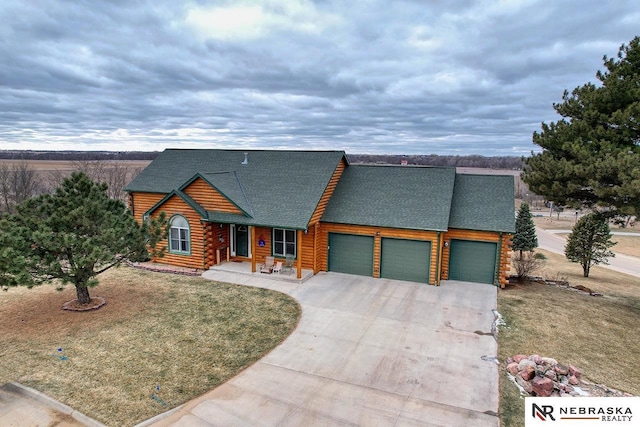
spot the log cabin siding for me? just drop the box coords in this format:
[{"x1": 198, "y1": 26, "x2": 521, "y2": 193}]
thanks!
[
  {"x1": 254, "y1": 226, "x2": 272, "y2": 265},
  {"x1": 149, "y1": 195, "x2": 206, "y2": 269},
  {"x1": 183, "y1": 178, "x2": 243, "y2": 214},
  {"x1": 499, "y1": 233, "x2": 513, "y2": 288},
  {"x1": 440, "y1": 228, "x2": 512, "y2": 287},
  {"x1": 130, "y1": 192, "x2": 165, "y2": 222},
  {"x1": 308, "y1": 159, "x2": 346, "y2": 226},
  {"x1": 318, "y1": 223, "x2": 439, "y2": 284},
  {"x1": 252, "y1": 226, "x2": 315, "y2": 271},
  {"x1": 204, "y1": 223, "x2": 231, "y2": 269},
  {"x1": 301, "y1": 228, "x2": 315, "y2": 270}
]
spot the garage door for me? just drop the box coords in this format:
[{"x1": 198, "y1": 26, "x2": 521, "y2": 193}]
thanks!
[
  {"x1": 380, "y1": 238, "x2": 431, "y2": 283},
  {"x1": 448, "y1": 240, "x2": 497, "y2": 284},
  {"x1": 328, "y1": 233, "x2": 374, "y2": 276}
]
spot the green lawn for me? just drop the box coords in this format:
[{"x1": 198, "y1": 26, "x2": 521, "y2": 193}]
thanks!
[{"x1": 0, "y1": 267, "x2": 301, "y2": 426}]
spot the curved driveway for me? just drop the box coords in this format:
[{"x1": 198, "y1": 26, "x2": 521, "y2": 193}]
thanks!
[
  {"x1": 146, "y1": 271, "x2": 499, "y2": 427},
  {"x1": 536, "y1": 227, "x2": 640, "y2": 278}
]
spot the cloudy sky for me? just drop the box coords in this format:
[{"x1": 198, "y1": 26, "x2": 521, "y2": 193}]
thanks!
[{"x1": 1, "y1": 1, "x2": 638, "y2": 155}]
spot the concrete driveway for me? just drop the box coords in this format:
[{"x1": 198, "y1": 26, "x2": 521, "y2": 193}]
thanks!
[{"x1": 147, "y1": 272, "x2": 499, "y2": 427}]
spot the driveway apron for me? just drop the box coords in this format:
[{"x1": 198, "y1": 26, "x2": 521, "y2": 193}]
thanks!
[{"x1": 147, "y1": 272, "x2": 499, "y2": 427}]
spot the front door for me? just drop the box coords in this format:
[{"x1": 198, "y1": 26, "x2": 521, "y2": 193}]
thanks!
[{"x1": 234, "y1": 225, "x2": 249, "y2": 257}]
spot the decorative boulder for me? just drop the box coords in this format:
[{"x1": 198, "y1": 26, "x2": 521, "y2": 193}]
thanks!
[
  {"x1": 515, "y1": 375, "x2": 533, "y2": 394},
  {"x1": 506, "y1": 362, "x2": 520, "y2": 376},
  {"x1": 554, "y1": 364, "x2": 569, "y2": 376},
  {"x1": 519, "y1": 365, "x2": 536, "y2": 381},
  {"x1": 568, "y1": 365, "x2": 581, "y2": 380},
  {"x1": 532, "y1": 377, "x2": 554, "y2": 397},
  {"x1": 518, "y1": 359, "x2": 536, "y2": 371},
  {"x1": 513, "y1": 354, "x2": 528, "y2": 363}
]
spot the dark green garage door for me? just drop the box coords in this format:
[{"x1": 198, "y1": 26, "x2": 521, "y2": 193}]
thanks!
[
  {"x1": 328, "y1": 233, "x2": 374, "y2": 276},
  {"x1": 448, "y1": 240, "x2": 497, "y2": 284},
  {"x1": 381, "y1": 238, "x2": 431, "y2": 283}
]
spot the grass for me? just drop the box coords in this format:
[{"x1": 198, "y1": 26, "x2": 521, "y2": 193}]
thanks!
[
  {"x1": 533, "y1": 214, "x2": 640, "y2": 233},
  {"x1": 498, "y1": 250, "x2": 640, "y2": 426},
  {"x1": 0, "y1": 266, "x2": 301, "y2": 426},
  {"x1": 553, "y1": 233, "x2": 640, "y2": 258},
  {"x1": 610, "y1": 235, "x2": 640, "y2": 258}
]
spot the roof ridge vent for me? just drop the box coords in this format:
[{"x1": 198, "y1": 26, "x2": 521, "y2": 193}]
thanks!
[{"x1": 241, "y1": 152, "x2": 249, "y2": 165}]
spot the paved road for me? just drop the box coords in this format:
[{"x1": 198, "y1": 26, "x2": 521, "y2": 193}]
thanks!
[
  {"x1": 536, "y1": 227, "x2": 640, "y2": 278},
  {"x1": 145, "y1": 271, "x2": 499, "y2": 427},
  {"x1": 545, "y1": 229, "x2": 640, "y2": 237}
]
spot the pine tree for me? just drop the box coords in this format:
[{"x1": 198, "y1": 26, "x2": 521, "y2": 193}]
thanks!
[
  {"x1": 522, "y1": 36, "x2": 640, "y2": 217},
  {"x1": 512, "y1": 203, "x2": 538, "y2": 257},
  {"x1": 0, "y1": 173, "x2": 166, "y2": 305},
  {"x1": 565, "y1": 213, "x2": 616, "y2": 277}
]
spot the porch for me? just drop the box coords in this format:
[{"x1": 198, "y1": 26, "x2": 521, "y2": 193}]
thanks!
[{"x1": 210, "y1": 260, "x2": 315, "y2": 284}]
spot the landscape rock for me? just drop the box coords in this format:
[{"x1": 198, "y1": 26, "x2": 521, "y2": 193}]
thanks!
[
  {"x1": 541, "y1": 357, "x2": 558, "y2": 366},
  {"x1": 515, "y1": 375, "x2": 533, "y2": 394},
  {"x1": 505, "y1": 354, "x2": 603, "y2": 399},
  {"x1": 513, "y1": 354, "x2": 528, "y2": 363},
  {"x1": 507, "y1": 362, "x2": 520, "y2": 375},
  {"x1": 529, "y1": 354, "x2": 542, "y2": 364},
  {"x1": 569, "y1": 365, "x2": 581, "y2": 380},
  {"x1": 504, "y1": 354, "x2": 631, "y2": 399},
  {"x1": 506, "y1": 362, "x2": 519, "y2": 375},
  {"x1": 518, "y1": 359, "x2": 536, "y2": 371},
  {"x1": 519, "y1": 366, "x2": 536, "y2": 381},
  {"x1": 532, "y1": 377, "x2": 554, "y2": 397}
]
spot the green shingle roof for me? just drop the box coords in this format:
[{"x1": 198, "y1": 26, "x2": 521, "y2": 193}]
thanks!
[
  {"x1": 321, "y1": 165, "x2": 457, "y2": 231},
  {"x1": 448, "y1": 174, "x2": 515, "y2": 233},
  {"x1": 128, "y1": 149, "x2": 515, "y2": 234},
  {"x1": 126, "y1": 149, "x2": 347, "y2": 229}
]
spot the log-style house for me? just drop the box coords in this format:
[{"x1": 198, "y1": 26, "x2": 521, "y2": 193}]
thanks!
[{"x1": 125, "y1": 149, "x2": 515, "y2": 287}]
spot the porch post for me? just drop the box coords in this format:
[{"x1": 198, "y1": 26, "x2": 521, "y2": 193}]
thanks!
[
  {"x1": 297, "y1": 229, "x2": 303, "y2": 279},
  {"x1": 251, "y1": 226, "x2": 257, "y2": 273}
]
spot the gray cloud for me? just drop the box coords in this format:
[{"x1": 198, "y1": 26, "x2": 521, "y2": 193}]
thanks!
[{"x1": 0, "y1": 0, "x2": 638, "y2": 155}]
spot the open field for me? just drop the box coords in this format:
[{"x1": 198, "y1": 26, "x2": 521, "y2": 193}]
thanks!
[
  {"x1": 0, "y1": 159, "x2": 151, "y2": 174},
  {"x1": 0, "y1": 267, "x2": 300, "y2": 426},
  {"x1": 498, "y1": 249, "x2": 640, "y2": 426}
]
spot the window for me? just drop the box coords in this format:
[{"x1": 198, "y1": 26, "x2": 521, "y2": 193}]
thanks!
[
  {"x1": 273, "y1": 228, "x2": 296, "y2": 257},
  {"x1": 169, "y1": 215, "x2": 190, "y2": 254}
]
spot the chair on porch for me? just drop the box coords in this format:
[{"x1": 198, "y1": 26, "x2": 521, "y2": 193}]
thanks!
[
  {"x1": 282, "y1": 255, "x2": 294, "y2": 275},
  {"x1": 260, "y1": 256, "x2": 275, "y2": 273},
  {"x1": 272, "y1": 261, "x2": 282, "y2": 274}
]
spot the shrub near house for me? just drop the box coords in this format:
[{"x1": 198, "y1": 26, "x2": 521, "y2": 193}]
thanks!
[{"x1": 125, "y1": 150, "x2": 515, "y2": 286}]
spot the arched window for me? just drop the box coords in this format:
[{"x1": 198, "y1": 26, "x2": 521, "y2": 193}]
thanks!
[{"x1": 169, "y1": 215, "x2": 190, "y2": 254}]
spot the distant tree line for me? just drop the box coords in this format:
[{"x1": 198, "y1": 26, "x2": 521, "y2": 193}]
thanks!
[
  {"x1": 0, "y1": 151, "x2": 159, "y2": 161},
  {"x1": 349, "y1": 154, "x2": 524, "y2": 169},
  {"x1": 1, "y1": 151, "x2": 524, "y2": 168}
]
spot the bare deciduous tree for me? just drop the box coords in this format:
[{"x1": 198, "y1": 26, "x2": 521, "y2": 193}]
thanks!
[
  {"x1": 0, "y1": 161, "x2": 40, "y2": 213},
  {"x1": 45, "y1": 160, "x2": 140, "y2": 201}
]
